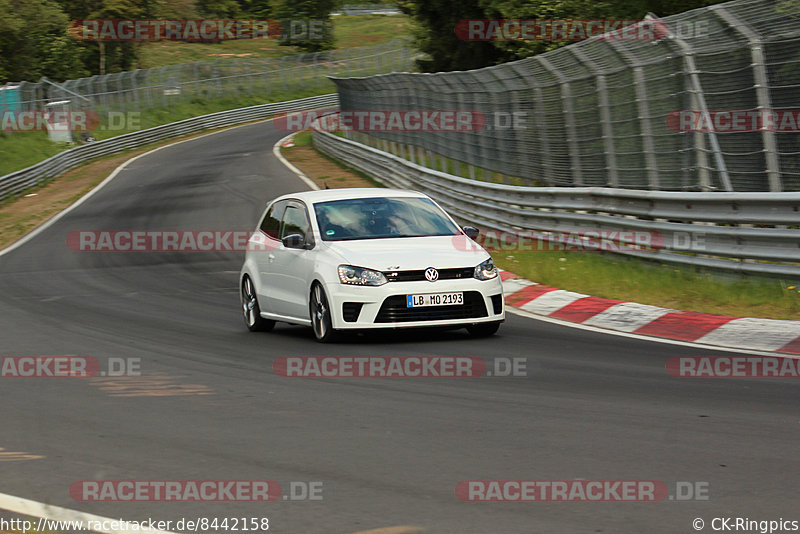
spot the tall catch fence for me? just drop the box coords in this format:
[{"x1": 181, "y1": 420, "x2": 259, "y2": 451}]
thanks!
[{"x1": 331, "y1": 0, "x2": 800, "y2": 192}]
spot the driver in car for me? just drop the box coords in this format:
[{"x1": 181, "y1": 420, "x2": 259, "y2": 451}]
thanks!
[{"x1": 368, "y1": 212, "x2": 402, "y2": 235}]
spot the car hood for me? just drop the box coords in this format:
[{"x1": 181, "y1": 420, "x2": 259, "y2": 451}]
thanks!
[{"x1": 323, "y1": 235, "x2": 490, "y2": 270}]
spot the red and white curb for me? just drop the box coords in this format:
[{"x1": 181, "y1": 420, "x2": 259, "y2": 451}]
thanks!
[{"x1": 500, "y1": 271, "x2": 800, "y2": 355}]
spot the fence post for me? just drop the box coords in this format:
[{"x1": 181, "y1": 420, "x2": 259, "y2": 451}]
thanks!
[
  {"x1": 462, "y1": 78, "x2": 494, "y2": 182},
  {"x1": 569, "y1": 47, "x2": 619, "y2": 188},
  {"x1": 485, "y1": 69, "x2": 527, "y2": 183},
  {"x1": 712, "y1": 6, "x2": 782, "y2": 192},
  {"x1": 536, "y1": 56, "x2": 583, "y2": 186},
  {"x1": 509, "y1": 64, "x2": 552, "y2": 186},
  {"x1": 604, "y1": 40, "x2": 660, "y2": 190},
  {"x1": 654, "y1": 22, "x2": 733, "y2": 192}
]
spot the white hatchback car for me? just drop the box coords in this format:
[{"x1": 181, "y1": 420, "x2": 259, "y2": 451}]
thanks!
[{"x1": 239, "y1": 188, "x2": 504, "y2": 342}]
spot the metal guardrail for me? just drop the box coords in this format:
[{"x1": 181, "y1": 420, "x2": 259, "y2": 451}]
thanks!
[
  {"x1": 0, "y1": 94, "x2": 338, "y2": 201},
  {"x1": 312, "y1": 115, "x2": 800, "y2": 278}
]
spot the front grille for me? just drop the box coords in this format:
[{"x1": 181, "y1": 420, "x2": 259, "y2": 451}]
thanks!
[
  {"x1": 375, "y1": 291, "x2": 488, "y2": 323},
  {"x1": 342, "y1": 302, "x2": 363, "y2": 322},
  {"x1": 490, "y1": 294, "x2": 503, "y2": 315},
  {"x1": 383, "y1": 267, "x2": 474, "y2": 282}
]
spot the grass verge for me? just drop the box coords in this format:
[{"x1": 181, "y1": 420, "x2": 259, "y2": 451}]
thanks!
[
  {"x1": 283, "y1": 130, "x2": 800, "y2": 320},
  {"x1": 0, "y1": 131, "x2": 68, "y2": 176}
]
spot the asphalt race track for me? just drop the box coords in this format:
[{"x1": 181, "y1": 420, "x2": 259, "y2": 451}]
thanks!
[{"x1": 1, "y1": 120, "x2": 799, "y2": 533}]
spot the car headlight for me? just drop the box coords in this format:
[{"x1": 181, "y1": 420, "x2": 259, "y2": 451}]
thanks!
[
  {"x1": 338, "y1": 265, "x2": 388, "y2": 286},
  {"x1": 474, "y1": 258, "x2": 498, "y2": 280}
]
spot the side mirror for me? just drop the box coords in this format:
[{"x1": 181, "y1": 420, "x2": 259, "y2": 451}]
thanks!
[
  {"x1": 282, "y1": 233, "x2": 307, "y2": 249},
  {"x1": 462, "y1": 226, "x2": 480, "y2": 240}
]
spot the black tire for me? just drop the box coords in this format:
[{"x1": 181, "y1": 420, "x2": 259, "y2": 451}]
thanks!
[
  {"x1": 309, "y1": 283, "x2": 338, "y2": 343},
  {"x1": 241, "y1": 276, "x2": 275, "y2": 332},
  {"x1": 467, "y1": 322, "x2": 501, "y2": 338}
]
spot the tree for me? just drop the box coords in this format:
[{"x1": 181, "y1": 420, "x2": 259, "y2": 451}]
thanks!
[
  {"x1": 196, "y1": 0, "x2": 241, "y2": 18},
  {"x1": 399, "y1": 0, "x2": 729, "y2": 72},
  {"x1": 236, "y1": 0, "x2": 271, "y2": 18},
  {"x1": 154, "y1": 0, "x2": 199, "y2": 18},
  {"x1": 274, "y1": 0, "x2": 336, "y2": 52},
  {"x1": 397, "y1": 0, "x2": 507, "y2": 72},
  {"x1": 0, "y1": 0, "x2": 87, "y2": 82},
  {"x1": 55, "y1": 0, "x2": 158, "y2": 75}
]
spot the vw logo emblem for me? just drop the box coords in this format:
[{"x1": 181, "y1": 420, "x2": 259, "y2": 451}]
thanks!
[{"x1": 424, "y1": 267, "x2": 439, "y2": 282}]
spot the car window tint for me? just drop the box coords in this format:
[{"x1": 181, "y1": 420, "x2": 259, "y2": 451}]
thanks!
[
  {"x1": 259, "y1": 201, "x2": 285, "y2": 240},
  {"x1": 281, "y1": 205, "x2": 310, "y2": 240},
  {"x1": 313, "y1": 197, "x2": 460, "y2": 241}
]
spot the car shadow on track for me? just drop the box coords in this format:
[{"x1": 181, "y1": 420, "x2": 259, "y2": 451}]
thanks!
[{"x1": 260, "y1": 323, "x2": 492, "y2": 346}]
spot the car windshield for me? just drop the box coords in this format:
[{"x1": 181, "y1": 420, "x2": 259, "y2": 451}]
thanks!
[{"x1": 313, "y1": 196, "x2": 461, "y2": 241}]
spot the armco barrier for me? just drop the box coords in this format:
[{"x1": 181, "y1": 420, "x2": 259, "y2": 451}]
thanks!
[
  {"x1": 312, "y1": 115, "x2": 800, "y2": 278},
  {"x1": 0, "y1": 94, "x2": 338, "y2": 201}
]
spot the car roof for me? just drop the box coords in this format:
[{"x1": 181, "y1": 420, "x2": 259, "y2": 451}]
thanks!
[{"x1": 272, "y1": 188, "x2": 428, "y2": 205}]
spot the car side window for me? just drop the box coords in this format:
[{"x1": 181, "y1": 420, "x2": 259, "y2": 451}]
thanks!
[
  {"x1": 259, "y1": 201, "x2": 286, "y2": 240},
  {"x1": 281, "y1": 205, "x2": 311, "y2": 242}
]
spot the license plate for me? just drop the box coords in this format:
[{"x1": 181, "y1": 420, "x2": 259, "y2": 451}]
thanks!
[{"x1": 406, "y1": 292, "x2": 464, "y2": 307}]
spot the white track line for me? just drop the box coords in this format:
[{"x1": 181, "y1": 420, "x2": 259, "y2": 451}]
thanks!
[
  {"x1": 0, "y1": 492, "x2": 175, "y2": 534},
  {"x1": 272, "y1": 132, "x2": 320, "y2": 191}
]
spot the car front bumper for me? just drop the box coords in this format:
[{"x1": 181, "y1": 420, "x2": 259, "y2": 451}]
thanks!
[{"x1": 325, "y1": 276, "x2": 505, "y2": 330}]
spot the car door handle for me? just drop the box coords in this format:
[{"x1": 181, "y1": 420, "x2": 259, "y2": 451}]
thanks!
[{"x1": 268, "y1": 254, "x2": 275, "y2": 262}]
